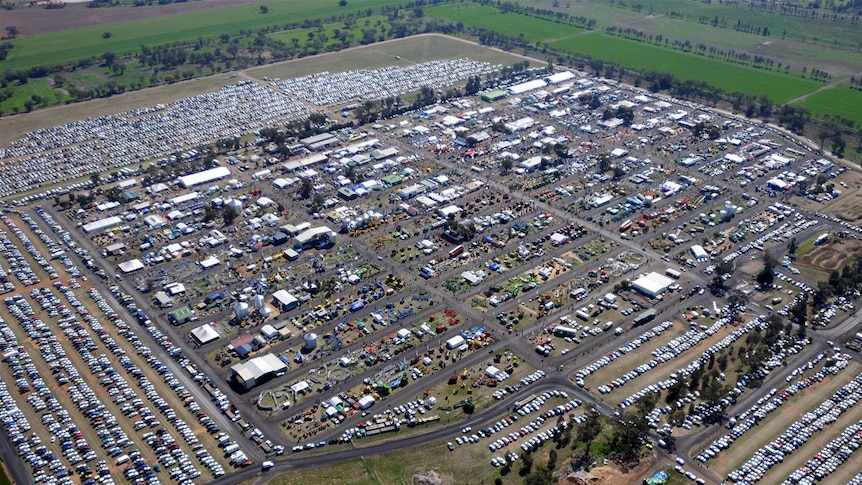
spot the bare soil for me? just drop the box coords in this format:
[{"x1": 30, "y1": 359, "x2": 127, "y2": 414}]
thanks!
[{"x1": 797, "y1": 237, "x2": 862, "y2": 271}]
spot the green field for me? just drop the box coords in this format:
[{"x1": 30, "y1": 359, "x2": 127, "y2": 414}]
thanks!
[
  {"x1": 551, "y1": 33, "x2": 821, "y2": 102},
  {"x1": 425, "y1": 4, "x2": 821, "y2": 103},
  {"x1": 798, "y1": 87, "x2": 862, "y2": 126},
  {"x1": 3, "y1": 0, "x2": 404, "y2": 72},
  {"x1": 0, "y1": 78, "x2": 70, "y2": 114},
  {"x1": 426, "y1": 3, "x2": 582, "y2": 43},
  {"x1": 268, "y1": 16, "x2": 387, "y2": 50}
]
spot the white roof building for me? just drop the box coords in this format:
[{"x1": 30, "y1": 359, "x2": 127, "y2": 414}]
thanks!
[
  {"x1": 631, "y1": 272, "x2": 674, "y2": 298},
  {"x1": 507, "y1": 79, "x2": 547, "y2": 95},
  {"x1": 117, "y1": 259, "x2": 145, "y2": 274},
  {"x1": 691, "y1": 244, "x2": 709, "y2": 261},
  {"x1": 82, "y1": 216, "x2": 123, "y2": 234},
  {"x1": 545, "y1": 71, "x2": 576, "y2": 84},
  {"x1": 190, "y1": 324, "x2": 219, "y2": 345},
  {"x1": 230, "y1": 354, "x2": 287, "y2": 390},
  {"x1": 177, "y1": 167, "x2": 231, "y2": 188}
]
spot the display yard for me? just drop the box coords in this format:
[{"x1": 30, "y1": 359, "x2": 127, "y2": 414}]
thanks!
[{"x1": 0, "y1": 31, "x2": 861, "y2": 485}]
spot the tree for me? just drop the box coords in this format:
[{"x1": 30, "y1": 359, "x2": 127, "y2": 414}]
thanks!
[
  {"x1": 756, "y1": 253, "x2": 775, "y2": 288},
  {"x1": 338, "y1": 0, "x2": 348, "y2": 5},
  {"x1": 5, "y1": 26, "x2": 19, "y2": 39},
  {"x1": 788, "y1": 238, "x2": 798, "y2": 255},
  {"x1": 547, "y1": 449, "x2": 558, "y2": 470},
  {"x1": 519, "y1": 453, "x2": 533, "y2": 476},
  {"x1": 222, "y1": 205, "x2": 238, "y2": 225},
  {"x1": 259, "y1": 5, "x2": 268, "y2": 14},
  {"x1": 103, "y1": 31, "x2": 112, "y2": 39},
  {"x1": 577, "y1": 407, "x2": 602, "y2": 457},
  {"x1": 501, "y1": 158, "x2": 513, "y2": 175},
  {"x1": 102, "y1": 51, "x2": 116, "y2": 66},
  {"x1": 89, "y1": 171, "x2": 101, "y2": 186},
  {"x1": 299, "y1": 178, "x2": 313, "y2": 199},
  {"x1": 609, "y1": 412, "x2": 649, "y2": 460}
]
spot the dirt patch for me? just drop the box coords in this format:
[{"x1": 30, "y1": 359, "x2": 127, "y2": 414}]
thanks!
[
  {"x1": 558, "y1": 459, "x2": 655, "y2": 485},
  {"x1": 737, "y1": 258, "x2": 763, "y2": 278},
  {"x1": 797, "y1": 237, "x2": 862, "y2": 271},
  {"x1": 0, "y1": 0, "x2": 267, "y2": 37},
  {"x1": 412, "y1": 469, "x2": 450, "y2": 485}
]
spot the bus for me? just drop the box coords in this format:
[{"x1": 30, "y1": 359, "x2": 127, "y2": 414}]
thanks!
[{"x1": 448, "y1": 245, "x2": 465, "y2": 258}]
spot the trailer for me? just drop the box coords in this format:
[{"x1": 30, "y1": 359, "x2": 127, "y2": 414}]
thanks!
[{"x1": 665, "y1": 268, "x2": 682, "y2": 279}]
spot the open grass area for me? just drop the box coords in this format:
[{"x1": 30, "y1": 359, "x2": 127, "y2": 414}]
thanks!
[
  {"x1": 2, "y1": 0, "x2": 405, "y2": 71},
  {"x1": 797, "y1": 87, "x2": 862, "y2": 126},
  {"x1": 0, "y1": 78, "x2": 71, "y2": 115},
  {"x1": 426, "y1": 3, "x2": 583, "y2": 43},
  {"x1": 269, "y1": 439, "x2": 502, "y2": 485},
  {"x1": 550, "y1": 33, "x2": 821, "y2": 103},
  {"x1": 424, "y1": 3, "x2": 824, "y2": 102}
]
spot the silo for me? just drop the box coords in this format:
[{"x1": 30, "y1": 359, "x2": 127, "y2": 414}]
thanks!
[
  {"x1": 303, "y1": 333, "x2": 318, "y2": 351},
  {"x1": 258, "y1": 307, "x2": 272, "y2": 320},
  {"x1": 233, "y1": 302, "x2": 249, "y2": 320},
  {"x1": 252, "y1": 294, "x2": 265, "y2": 310}
]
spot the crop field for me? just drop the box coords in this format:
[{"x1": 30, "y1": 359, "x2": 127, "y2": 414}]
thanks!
[
  {"x1": 1, "y1": 0, "x2": 405, "y2": 71},
  {"x1": 522, "y1": 0, "x2": 862, "y2": 50},
  {"x1": 425, "y1": 3, "x2": 583, "y2": 42},
  {"x1": 797, "y1": 87, "x2": 862, "y2": 127},
  {"x1": 550, "y1": 33, "x2": 820, "y2": 103}
]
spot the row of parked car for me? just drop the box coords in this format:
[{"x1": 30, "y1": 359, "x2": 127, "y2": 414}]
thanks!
[
  {"x1": 87, "y1": 287, "x2": 229, "y2": 478},
  {"x1": 1, "y1": 285, "x2": 138, "y2": 485},
  {"x1": 574, "y1": 320, "x2": 674, "y2": 388},
  {"x1": 726, "y1": 368, "x2": 862, "y2": 484},
  {"x1": 617, "y1": 317, "x2": 770, "y2": 414},
  {"x1": 696, "y1": 352, "x2": 846, "y2": 463},
  {"x1": 783, "y1": 421, "x2": 861, "y2": 484}
]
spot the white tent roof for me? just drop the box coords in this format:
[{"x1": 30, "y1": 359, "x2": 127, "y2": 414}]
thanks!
[
  {"x1": 190, "y1": 324, "x2": 219, "y2": 345},
  {"x1": 632, "y1": 272, "x2": 674, "y2": 297}
]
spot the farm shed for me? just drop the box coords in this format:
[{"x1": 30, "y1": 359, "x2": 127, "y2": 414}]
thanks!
[
  {"x1": 691, "y1": 245, "x2": 709, "y2": 260},
  {"x1": 169, "y1": 306, "x2": 194, "y2": 325},
  {"x1": 272, "y1": 290, "x2": 298, "y2": 311},
  {"x1": 230, "y1": 354, "x2": 287, "y2": 390},
  {"x1": 446, "y1": 335, "x2": 466, "y2": 350},
  {"x1": 356, "y1": 395, "x2": 376, "y2": 410},
  {"x1": 481, "y1": 90, "x2": 507, "y2": 102}
]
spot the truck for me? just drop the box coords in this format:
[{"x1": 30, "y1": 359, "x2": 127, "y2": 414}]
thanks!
[
  {"x1": 632, "y1": 308, "x2": 657, "y2": 327},
  {"x1": 814, "y1": 232, "x2": 829, "y2": 245}
]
